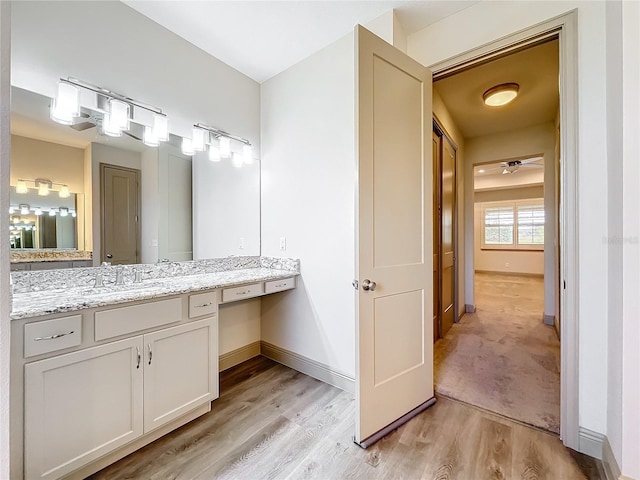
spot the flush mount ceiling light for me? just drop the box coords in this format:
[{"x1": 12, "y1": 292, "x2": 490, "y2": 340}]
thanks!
[{"x1": 483, "y1": 83, "x2": 519, "y2": 107}]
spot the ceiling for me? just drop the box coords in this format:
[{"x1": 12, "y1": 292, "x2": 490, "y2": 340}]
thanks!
[
  {"x1": 435, "y1": 39, "x2": 559, "y2": 138},
  {"x1": 123, "y1": 1, "x2": 478, "y2": 83}
]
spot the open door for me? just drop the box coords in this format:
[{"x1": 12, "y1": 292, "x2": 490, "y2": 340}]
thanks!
[{"x1": 355, "y1": 25, "x2": 434, "y2": 447}]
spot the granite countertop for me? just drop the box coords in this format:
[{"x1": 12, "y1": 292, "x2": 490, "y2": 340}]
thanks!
[{"x1": 11, "y1": 267, "x2": 298, "y2": 320}]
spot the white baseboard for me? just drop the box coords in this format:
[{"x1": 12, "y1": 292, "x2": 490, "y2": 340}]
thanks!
[
  {"x1": 578, "y1": 426, "x2": 604, "y2": 460},
  {"x1": 219, "y1": 341, "x2": 261, "y2": 371},
  {"x1": 261, "y1": 341, "x2": 355, "y2": 393},
  {"x1": 602, "y1": 436, "x2": 623, "y2": 480}
]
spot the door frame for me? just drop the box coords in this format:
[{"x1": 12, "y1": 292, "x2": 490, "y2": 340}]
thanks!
[
  {"x1": 99, "y1": 163, "x2": 141, "y2": 265},
  {"x1": 429, "y1": 12, "x2": 579, "y2": 449},
  {"x1": 433, "y1": 120, "x2": 458, "y2": 336}
]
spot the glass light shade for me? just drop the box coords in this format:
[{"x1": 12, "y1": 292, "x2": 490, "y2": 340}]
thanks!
[
  {"x1": 109, "y1": 99, "x2": 130, "y2": 130},
  {"x1": 59, "y1": 207, "x2": 69, "y2": 217},
  {"x1": 49, "y1": 210, "x2": 56, "y2": 217},
  {"x1": 143, "y1": 126, "x2": 159, "y2": 147},
  {"x1": 102, "y1": 113, "x2": 122, "y2": 137},
  {"x1": 8, "y1": 206, "x2": 14, "y2": 214},
  {"x1": 243, "y1": 144, "x2": 253, "y2": 165},
  {"x1": 483, "y1": 83, "x2": 519, "y2": 107},
  {"x1": 50, "y1": 99, "x2": 75, "y2": 125},
  {"x1": 20, "y1": 205, "x2": 30, "y2": 215},
  {"x1": 232, "y1": 152, "x2": 244, "y2": 168},
  {"x1": 192, "y1": 128, "x2": 207, "y2": 152},
  {"x1": 16, "y1": 180, "x2": 28, "y2": 194},
  {"x1": 219, "y1": 136, "x2": 232, "y2": 158},
  {"x1": 208, "y1": 145, "x2": 221, "y2": 162},
  {"x1": 37, "y1": 183, "x2": 50, "y2": 196},
  {"x1": 181, "y1": 137, "x2": 195, "y2": 156},
  {"x1": 50, "y1": 81, "x2": 80, "y2": 124},
  {"x1": 34, "y1": 207, "x2": 43, "y2": 216},
  {"x1": 152, "y1": 114, "x2": 169, "y2": 141},
  {"x1": 71, "y1": 210, "x2": 77, "y2": 218},
  {"x1": 59, "y1": 185, "x2": 70, "y2": 198}
]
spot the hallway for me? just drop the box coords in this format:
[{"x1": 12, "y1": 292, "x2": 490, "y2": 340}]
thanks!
[{"x1": 434, "y1": 272, "x2": 560, "y2": 433}]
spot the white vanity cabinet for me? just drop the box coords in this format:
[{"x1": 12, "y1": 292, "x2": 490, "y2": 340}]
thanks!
[
  {"x1": 24, "y1": 337, "x2": 144, "y2": 480},
  {"x1": 20, "y1": 296, "x2": 218, "y2": 480}
]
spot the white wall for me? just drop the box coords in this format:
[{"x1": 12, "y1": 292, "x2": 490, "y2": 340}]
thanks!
[
  {"x1": 10, "y1": 135, "x2": 84, "y2": 192},
  {"x1": 433, "y1": 89, "x2": 466, "y2": 315},
  {"x1": 408, "y1": 0, "x2": 609, "y2": 445},
  {"x1": 0, "y1": 3, "x2": 10, "y2": 478},
  {"x1": 261, "y1": 34, "x2": 356, "y2": 377},
  {"x1": 10, "y1": 1, "x2": 260, "y2": 145},
  {"x1": 466, "y1": 123, "x2": 555, "y2": 314},
  {"x1": 193, "y1": 151, "x2": 260, "y2": 259}
]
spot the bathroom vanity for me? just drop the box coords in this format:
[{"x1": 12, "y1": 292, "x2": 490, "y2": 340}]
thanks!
[{"x1": 10, "y1": 256, "x2": 299, "y2": 480}]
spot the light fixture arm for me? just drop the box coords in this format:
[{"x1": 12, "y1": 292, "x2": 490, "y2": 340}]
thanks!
[
  {"x1": 194, "y1": 122, "x2": 251, "y2": 146},
  {"x1": 61, "y1": 77, "x2": 166, "y2": 117}
]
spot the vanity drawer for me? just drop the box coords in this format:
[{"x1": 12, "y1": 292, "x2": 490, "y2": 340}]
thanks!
[
  {"x1": 222, "y1": 283, "x2": 264, "y2": 303},
  {"x1": 24, "y1": 315, "x2": 82, "y2": 358},
  {"x1": 189, "y1": 291, "x2": 218, "y2": 318},
  {"x1": 265, "y1": 277, "x2": 296, "y2": 294},
  {"x1": 95, "y1": 298, "x2": 182, "y2": 341}
]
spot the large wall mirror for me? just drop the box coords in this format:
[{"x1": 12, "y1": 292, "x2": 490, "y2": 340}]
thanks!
[{"x1": 9, "y1": 1, "x2": 261, "y2": 267}]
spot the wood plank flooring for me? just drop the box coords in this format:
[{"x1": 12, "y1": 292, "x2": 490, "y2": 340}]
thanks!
[{"x1": 88, "y1": 356, "x2": 603, "y2": 480}]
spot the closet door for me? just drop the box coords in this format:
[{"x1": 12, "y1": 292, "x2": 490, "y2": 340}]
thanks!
[{"x1": 355, "y1": 25, "x2": 434, "y2": 446}]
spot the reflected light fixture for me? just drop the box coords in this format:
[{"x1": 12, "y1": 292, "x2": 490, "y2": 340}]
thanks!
[
  {"x1": 59, "y1": 207, "x2": 69, "y2": 217},
  {"x1": 50, "y1": 81, "x2": 80, "y2": 125},
  {"x1": 102, "y1": 113, "x2": 122, "y2": 137},
  {"x1": 192, "y1": 127, "x2": 207, "y2": 152},
  {"x1": 483, "y1": 83, "x2": 519, "y2": 107},
  {"x1": 208, "y1": 145, "x2": 221, "y2": 162},
  {"x1": 143, "y1": 126, "x2": 159, "y2": 147},
  {"x1": 243, "y1": 144, "x2": 254, "y2": 165},
  {"x1": 219, "y1": 136, "x2": 232, "y2": 158},
  {"x1": 49, "y1": 209, "x2": 56, "y2": 217},
  {"x1": 36, "y1": 179, "x2": 52, "y2": 196},
  {"x1": 232, "y1": 152, "x2": 244, "y2": 168},
  {"x1": 152, "y1": 114, "x2": 169, "y2": 142},
  {"x1": 8, "y1": 206, "x2": 14, "y2": 214},
  {"x1": 59, "y1": 185, "x2": 70, "y2": 198},
  {"x1": 478, "y1": 169, "x2": 486, "y2": 173},
  {"x1": 181, "y1": 137, "x2": 195, "y2": 156},
  {"x1": 34, "y1": 207, "x2": 43, "y2": 216},
  {"x1": 16, "y1": 180, "x2": 28, "y2": 194},
  {"x1": 109, "y1": 99, "x2": 130, "y2": 131},
  {"x1": 19, "y1": 204, "x2": 30, "y2": 215}
]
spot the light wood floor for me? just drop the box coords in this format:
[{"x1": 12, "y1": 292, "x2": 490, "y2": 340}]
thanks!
[{"x1": 89, "y1": 356, "x2": 603, "y2": 480}]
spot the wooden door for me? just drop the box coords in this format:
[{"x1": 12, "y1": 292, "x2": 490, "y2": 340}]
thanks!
[
  {"x1": 143, "y1": 318, "x2": 217, "y2": 433},
  {"x1": 24, "y1": 337, "x2": 143, "y2": 480},
  {"x1": 440, "y1": 138, "x2": 456, "y2": 336},
  {"x1": 101, "y1": 164, "x2": 140, "y2": 265},
  {"x1": 355, "y1": 25, "x2": 434, "y2": 447},
  {"x1": 432, "y1": 131, "x2": 441, "y2": 342}
]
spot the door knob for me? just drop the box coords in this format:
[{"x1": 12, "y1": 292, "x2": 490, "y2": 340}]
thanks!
[
  {"x1": 362, "y1": 279, "x2": 377, "y2": 291},
  {"x1": 106, "y1": 254, "x2": 113, "y2": 259}
]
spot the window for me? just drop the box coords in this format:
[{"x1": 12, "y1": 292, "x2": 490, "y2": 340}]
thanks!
[{"x1": 481, "y1": 199, "x2": 544, "y2": 250}]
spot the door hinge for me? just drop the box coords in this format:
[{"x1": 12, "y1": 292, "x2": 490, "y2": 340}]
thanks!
[{"x1": 352, "y1": 280, "x2": 359, "y2": 290}]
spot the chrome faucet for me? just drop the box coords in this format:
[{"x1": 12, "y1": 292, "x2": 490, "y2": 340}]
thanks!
[
  {"x1": 93, "y1": 273, "x2": 105, "y2": 288},
  {"x1": 115, "y1": 268, "x2": 125, "y2": 286}
]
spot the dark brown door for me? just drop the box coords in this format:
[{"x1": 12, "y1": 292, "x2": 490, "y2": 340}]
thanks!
[
  {"x1": 101, "y1": 164, "x2": 140, "y2": 265},
  {"x1": 440, "y1": 138, "x2": 456, "y2": 337},
  {"x1": 432, "y1": 131, "x2": 441, "y2": 342}
]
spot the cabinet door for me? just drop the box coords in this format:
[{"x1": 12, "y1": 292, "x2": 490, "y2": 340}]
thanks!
[
  {"x1": 143, "y1": 317, "x2": 218, "y2": 432},
  {"x1": 24, "y1": 337, "x2": 144, "y2": 480}
]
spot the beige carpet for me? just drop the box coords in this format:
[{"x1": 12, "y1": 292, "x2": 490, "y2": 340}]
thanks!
[{"x1": 434, "y1": 272, "x2": 560, "y2": 434}]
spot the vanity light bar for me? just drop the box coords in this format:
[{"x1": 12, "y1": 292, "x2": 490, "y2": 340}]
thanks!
[{"x1": 186, "y1": 123, "x2": 255, "y2": 166}]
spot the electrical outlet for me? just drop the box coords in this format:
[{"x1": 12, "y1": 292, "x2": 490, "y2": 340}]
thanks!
[
  {"x1": 279, "y1": 237, "x2": 287, "y2": 251},
  {"x1": 505, "y1": 262, "x2": 510, "y2": 267},
  {"x1": 239, "y1": 237, "x2": 245, "y2": 249}
]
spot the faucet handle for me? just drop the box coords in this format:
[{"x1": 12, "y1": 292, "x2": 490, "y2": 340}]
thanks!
[
  {"x1": 115, "y1": 268, "x2": 125, "y2": 286},
  {"x1": 93, "y1": 273, "x2": 104, "y2": 288},
  {"x1": 134, "y1": 270, "x2": 143, "y2": 284}
]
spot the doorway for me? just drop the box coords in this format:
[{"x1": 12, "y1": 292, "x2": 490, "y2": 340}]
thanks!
[
  {"x1": 431, "y1": 36, "x2": 563, "y2": 434},
  {"x1": 100, "y1": 163, "x2": 141, "y2": 265}
]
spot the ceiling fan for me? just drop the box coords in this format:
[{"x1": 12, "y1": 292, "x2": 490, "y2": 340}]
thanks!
[{"x1": 479, "y1": 156, "x2": 544, "y2": 175}]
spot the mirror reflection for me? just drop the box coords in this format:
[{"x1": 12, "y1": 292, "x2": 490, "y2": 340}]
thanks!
[{"x1": 9, "y1": 86, "x2": 261, "y2": 268}]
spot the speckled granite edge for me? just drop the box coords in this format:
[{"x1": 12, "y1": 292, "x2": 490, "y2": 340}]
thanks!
[
  {"x1": 11, "y1": 249, "x2": 93, "y2": 263},
  {"x1": 11, "y1": 256, "x2": 300, "y2": 294},
  {"x1": 11, "y1": 267, "x2": 299, "y2": 320}
]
